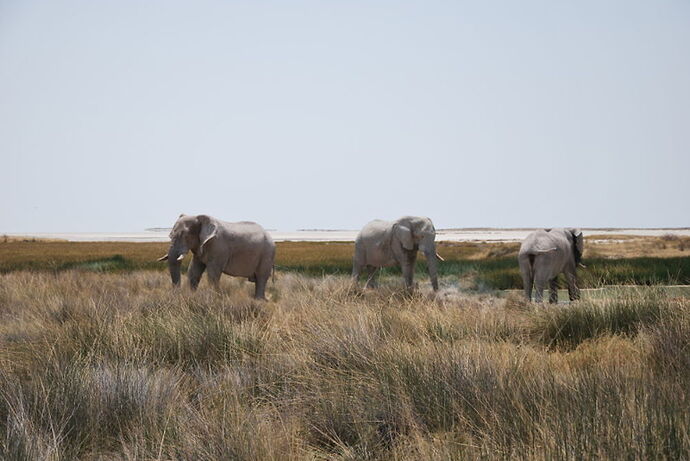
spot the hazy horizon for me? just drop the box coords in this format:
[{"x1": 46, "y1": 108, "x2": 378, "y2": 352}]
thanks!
[
  {"x1": 6, "y1": 225, "x2": 690, "y2": 234},
  {"x1": 5, "y1": 227, "x2": 690, "y2": 246},
  {"x1": 2, "y1": 1, "x2": 689, "y2": 232}
]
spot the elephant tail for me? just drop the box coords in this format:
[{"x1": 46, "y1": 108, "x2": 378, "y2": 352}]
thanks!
[
  {"x1": 522, "y1": 248, "x2": 556, "y2": 277},
  {"x1": 272, "y1": 265, "x2": 275, "y2": 284},
  {"x1": 533, "y1": 247, "x2": 557, "y2": 254},
  {"x1": 518, "y1": 252, "x2": 537, "y2": 300},
  {"x1": 520, "y1": 253, "x2": 535, "y2": 279}
]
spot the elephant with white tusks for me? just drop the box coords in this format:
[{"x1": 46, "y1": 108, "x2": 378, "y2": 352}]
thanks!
[
  {"x1": 518, "y1": 228, "x2": 585, "y2": 303},
  {"x1": 352, "y1": 216, "x2": 444, "y2": 292},
  {"x1": 157, "y1": 214, "x2": 275, "y2": 300}
]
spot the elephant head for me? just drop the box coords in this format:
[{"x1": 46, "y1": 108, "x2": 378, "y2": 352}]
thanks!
[
  {"x1": 394, "y1": 216, "x2": 442, "y2": 290},
  {"x1": 569, "y1": 228, "x2": 584, "y2": 266},
  {"x1": 157, "y1": 214, "x2": 217, "y2": 286}
]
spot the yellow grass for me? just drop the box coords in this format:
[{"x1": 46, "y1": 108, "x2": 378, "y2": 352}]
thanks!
[
  {"x1": 585, "y1": 235, "x2": 690, "y2": 258},
  {"x1": 0, "y1": 241, "x2": 169, "y2": 270},
  {"x1": 0, "y1": 271, "x2": 687, "y2": 459},
  {"x1": 1, "y1": 236, "x2": 687, "y2": 273}
]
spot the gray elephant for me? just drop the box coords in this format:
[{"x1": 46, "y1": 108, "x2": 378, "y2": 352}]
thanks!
[
  {"x1": 157, "y1": 214, "x2": 275, "y2": 299},
  {"x1": 352, "y1": 216, "x2": 444, "y2": 292},
  {"x1": 518, "y1": 228, "x2": 584, "y2": 303}
]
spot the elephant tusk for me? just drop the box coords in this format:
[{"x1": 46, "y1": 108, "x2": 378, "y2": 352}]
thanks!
[
  {"x1": 578, "y1": 263, "x2": 587, "y2": 269},
  {"x1": 436, "y1": 252, "x2": 445, "y2": 262},
  {"x1": 158, "y1": 254, "x2": 184, "y2": 262}
]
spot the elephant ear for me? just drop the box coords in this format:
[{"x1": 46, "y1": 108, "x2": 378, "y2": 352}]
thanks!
[
  {"x1": 197, "y1": 215, "x2": 218, "y2": 256},
  {"x1": 394, "y1": 223, "x2": 415, "y2": 251}
]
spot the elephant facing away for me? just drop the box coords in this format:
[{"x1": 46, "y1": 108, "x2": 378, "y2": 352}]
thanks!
[
  {"x1": 157, "y1": 214, "x2": 275, "y2": 299},
  {"x1": 352, "y1": 216, "x2": 444, "y2": 292},
  {"x1": 518, "y1": 228, "x2": 584, "y2": 303}
]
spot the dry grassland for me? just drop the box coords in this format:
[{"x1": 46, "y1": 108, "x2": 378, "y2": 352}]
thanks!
[
  {"x1": 0, "y1": 271, "x2": 688, "y2": 459},
  {"x1": 1, "y1": 235, "x2": 688, "y2": 270}
]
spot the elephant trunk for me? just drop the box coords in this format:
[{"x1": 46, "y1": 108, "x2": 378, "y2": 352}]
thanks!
[
  {"x1": 166, "y1": 244, "x2": 187, "y2": 287},
  {"x1": 422, "y1": 245, "x2": 439, "y2": 292}
]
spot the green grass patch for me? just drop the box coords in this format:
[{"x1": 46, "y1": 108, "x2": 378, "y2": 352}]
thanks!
[
  {"x1": 58, "y1": 255, "x2": 135, "y2": 272},
  {"x1": 532, "y1": 288, "x2": 667, "y2": 349},
  {"x1": 1, "y1": 241, "x2": 689, "y2": 289},
  {"x1": 447, "y1": 257, "x2": 690, "y2": 290}
]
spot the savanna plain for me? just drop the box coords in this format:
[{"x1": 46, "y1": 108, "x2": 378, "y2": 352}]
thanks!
[{"x1": 0, "y1": 235, "x2": 689, "y2": 460}]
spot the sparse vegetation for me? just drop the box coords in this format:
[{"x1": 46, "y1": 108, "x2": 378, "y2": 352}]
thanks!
[
  {"x1": 1, "y1": 239, "x2": 689, "y2": 289},
  {"x1": 0, "y1": 271, "x2": 687, "y2": 459},
  {"x1": 453, "y1": 256, "x2": 690, "y2": 290}
]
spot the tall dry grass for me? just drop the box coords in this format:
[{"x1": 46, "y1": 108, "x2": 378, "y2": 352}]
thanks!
[{"x1": 0, "y1": 271, "x2": 688, "y2": 459}]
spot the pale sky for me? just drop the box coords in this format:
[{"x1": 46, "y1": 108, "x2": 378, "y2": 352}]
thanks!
[{"x1": 2, "y1": 0, "x2": 689, "y2": 232}]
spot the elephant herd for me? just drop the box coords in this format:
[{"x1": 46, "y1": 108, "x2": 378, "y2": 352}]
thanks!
[{"x1": 158, "y1": 214, "x2": 584, "y2": 303}]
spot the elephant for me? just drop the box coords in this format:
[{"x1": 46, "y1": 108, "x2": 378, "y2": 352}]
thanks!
[
  {"x1": 157, "y1": 214, "x2": 275, "y2": 299},
  {"x1": 352, "y1": 216, "x2": 444, "y2": 292},
  {"x1": 518, "y1": 228, "x2": 584, "y2": 303}
]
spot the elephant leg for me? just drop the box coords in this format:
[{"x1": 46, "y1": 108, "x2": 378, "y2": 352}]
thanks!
[
  {"x1": 401, "y1": 262, "x2": 415, "y2": 291},
  {"x1": 523, "y1": 283, "x2": 533, "y2": 302},
  {"x1": 188, "y1": 256, "x2": 206, "y2": 290},
  {"x1": 532, "y1": 264, "x2": 551, "y2": 303},
  {"x1": 566, "y1": 272, "x2": 580, "y2": 301},
  {"x1": 351, "y1": 267, "x2": 361, "y2": 284},
  {"x1": 549, "y1": 278, "x2": 559, "y2": 304},
  {"x1": 352, "y1": 259, "x2": 364, "y2": 288},
  {"x1": 254, "y1": 274, "x2": 268, "y2": 300},
  {"x1": 352, "y1": 242, "x2": 366, "y2": 288},
  {"x1": 364, "y1": 266, "x2": 379, "y2": 289},
  {"x1": 423, "y1": 250, "x2": 439, "y2": 292},
  {"x1": 518, "y1": 256, "x2": 533, "y2": 301},
  {"x1": 401, "y1": 249, "x2": 419, "y2": 291},
  {"x1": 205, "y1": 263, "x2": 223, "y2": 291},
  {"x1": 533, "y1": 281, "x2": 546, "y2": 303},
  {"x1": 430, "y1": 277, "x2": 439, "y2": 292},
  {"x1": 533, "y1": 273, "x2": 548, "y2": 303}
]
